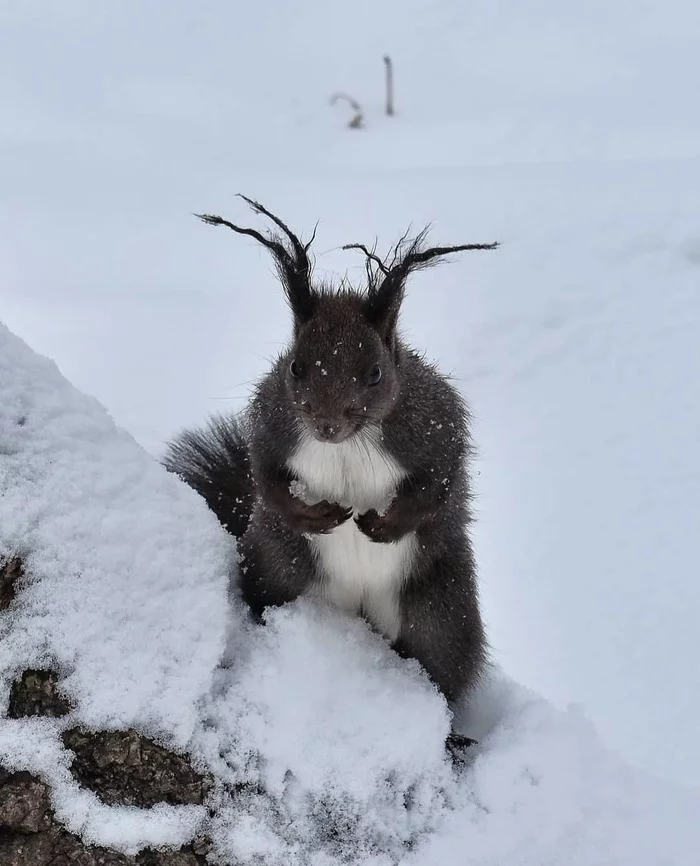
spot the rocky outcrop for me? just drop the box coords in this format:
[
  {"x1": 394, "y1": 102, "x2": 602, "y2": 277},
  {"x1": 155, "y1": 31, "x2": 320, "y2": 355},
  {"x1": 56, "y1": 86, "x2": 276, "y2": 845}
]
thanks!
[
  {"x1": 1, "y1": 666, "x2": 211, "y2": 866},
  {"x1": 0, "y1": 770, "x2": 209, "y2": 866},
  {"x1": 8, "y1": 669, "x2": 72, "y2": 719},
  {"x1": 61, "y1": 728, "x2": 211, "y2": 809}
]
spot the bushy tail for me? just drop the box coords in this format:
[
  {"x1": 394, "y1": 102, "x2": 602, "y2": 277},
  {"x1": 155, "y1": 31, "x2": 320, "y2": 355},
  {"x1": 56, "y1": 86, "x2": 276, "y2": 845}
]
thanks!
[{"x1": 163, "y1": 414, "x2": 255, "y2": 538}]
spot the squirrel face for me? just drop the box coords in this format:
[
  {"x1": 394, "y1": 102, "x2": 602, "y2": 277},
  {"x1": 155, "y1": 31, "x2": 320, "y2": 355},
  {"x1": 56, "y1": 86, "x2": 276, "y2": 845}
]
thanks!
[
  {"x1": 195, "y1": 196, "x2": 497, "y2": 446},
  {"x1": 284, "y1": 294, "x2": 400, "y2": 444}
]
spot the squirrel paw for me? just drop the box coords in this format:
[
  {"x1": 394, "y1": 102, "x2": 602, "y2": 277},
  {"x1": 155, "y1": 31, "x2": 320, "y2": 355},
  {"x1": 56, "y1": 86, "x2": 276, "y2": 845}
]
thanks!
[
  {"x1": 354, "y1": 508, "x2": 407, "y2": 543},
  {"x1": 288, "y1": 499, "x2": 353, "y2": 535},
  {"x1": 445, "y1": 732, "x2": 478, "y2": 765}
]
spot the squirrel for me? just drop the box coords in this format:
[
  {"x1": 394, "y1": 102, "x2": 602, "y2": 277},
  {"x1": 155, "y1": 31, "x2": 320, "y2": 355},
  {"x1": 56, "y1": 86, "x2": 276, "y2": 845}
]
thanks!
[{"x1": 164, "y1": 195, "x2": 498, "y2": 709}]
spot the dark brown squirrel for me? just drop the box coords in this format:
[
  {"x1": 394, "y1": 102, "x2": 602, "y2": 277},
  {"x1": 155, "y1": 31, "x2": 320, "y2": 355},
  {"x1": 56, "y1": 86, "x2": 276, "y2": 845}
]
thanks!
[{"x1": 165, "y1": 195, "x2": 498, "y2": 715}]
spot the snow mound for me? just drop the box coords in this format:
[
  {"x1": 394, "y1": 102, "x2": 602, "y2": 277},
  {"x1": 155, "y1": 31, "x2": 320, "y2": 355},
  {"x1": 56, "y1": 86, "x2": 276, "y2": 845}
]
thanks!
[
  {"x1": 2, "y1": 320, "x2": 700, "y2": 864},
  {"x1": 197, "y1": 603, "x2": 453, "y2": 862},
  {"x1": 0, "y1": 320, "x2": 233, "y2": 743}
]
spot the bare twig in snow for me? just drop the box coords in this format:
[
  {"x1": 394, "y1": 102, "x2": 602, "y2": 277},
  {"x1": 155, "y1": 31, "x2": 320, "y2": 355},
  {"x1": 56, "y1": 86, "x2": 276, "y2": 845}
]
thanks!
[
  {"x1": 330, "y1": 92, "x2": 364, "y2": 129},
  {"x1": 383, "y1": 55, "x2": 394, "y2": 116}
]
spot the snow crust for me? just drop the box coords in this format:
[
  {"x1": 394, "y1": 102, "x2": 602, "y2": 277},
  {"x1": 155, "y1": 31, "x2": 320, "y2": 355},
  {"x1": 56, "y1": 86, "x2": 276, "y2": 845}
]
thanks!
[{"x1": 2, "y1": 320, "x2": 700, "y2": 864}]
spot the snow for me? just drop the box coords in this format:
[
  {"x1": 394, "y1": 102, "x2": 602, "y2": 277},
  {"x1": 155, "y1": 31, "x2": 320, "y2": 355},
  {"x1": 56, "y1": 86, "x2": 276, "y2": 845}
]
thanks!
[
  {"x1": 2, "y1": 0, "x2": 700, "y2": 861},
  {"x1": 2, "y1": 273, "x2": 700, "y2": 866},
  {"x1": 0, "y1": 323, "x2": 233, "y2": 744},
  {"x1": 198, "y1": 604, "x2": 453, "y2": 863},
  {"x1": 1, "y1": 334, "x2": 699, "y2": 862},
  {"x1": 0, "y1": 322, "x2": 231, "y2": 850}
]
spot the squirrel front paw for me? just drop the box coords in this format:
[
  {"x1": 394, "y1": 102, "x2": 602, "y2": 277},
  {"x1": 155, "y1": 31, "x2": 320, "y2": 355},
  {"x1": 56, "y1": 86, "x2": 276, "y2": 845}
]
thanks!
[
  {"x1": 286, "y1": 499, "x2": 353, "y2": 535},
  {"x1": 355, "y1": 508, "x2": 407, "y2": 543}
]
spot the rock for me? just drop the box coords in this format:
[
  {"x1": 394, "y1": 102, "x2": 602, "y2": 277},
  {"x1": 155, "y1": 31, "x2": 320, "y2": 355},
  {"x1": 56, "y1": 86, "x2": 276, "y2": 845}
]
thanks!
[
  {"x1": 0, "y1": 556, "x2": 22, "y2": 610},
  {"x1": 61, "y1": 728, "x2": 210, "y2": 808},
  {"x1": 0, "y1": 826, "x2": 135, "y2": 866},
  {"x1": 8, "y1": 669, "x2": 73, "y2": 719},
  {"x1": 136, "y1": 848, "x2": 208, "y2": 866},
  {"x1": 0, "y1": 767, "x2": 207, "y2": 866},
  {"x1": 0, "y1": 723, "x2": 210, "y2": 861},
  {"x1": 0, "y1": 768, "x2": 52, "y2": 833}
]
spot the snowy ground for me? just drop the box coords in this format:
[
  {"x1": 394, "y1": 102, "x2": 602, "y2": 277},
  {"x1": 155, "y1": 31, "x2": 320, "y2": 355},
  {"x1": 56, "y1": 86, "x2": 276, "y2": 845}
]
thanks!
[
  {"x1": 1, "y1": 0, "x2": 699, "y2": 845},
  {"x1": 3, "y1": 319, "x2": 700, "y2": 864}
]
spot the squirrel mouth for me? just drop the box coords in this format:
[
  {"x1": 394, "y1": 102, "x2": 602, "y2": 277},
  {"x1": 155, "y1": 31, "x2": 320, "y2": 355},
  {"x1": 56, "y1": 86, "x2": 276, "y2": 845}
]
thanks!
[{"x1": 307, "y1": 418, "x2": 358, "y2": 444}]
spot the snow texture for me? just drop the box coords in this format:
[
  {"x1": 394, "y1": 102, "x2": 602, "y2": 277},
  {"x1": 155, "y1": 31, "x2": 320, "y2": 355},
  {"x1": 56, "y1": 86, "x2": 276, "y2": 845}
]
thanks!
[
  {"x1": 3, "y1": 0, "x2": 699, "y2": 788},
  {"x1": 1, "y1": 0, "x2": 700, "y2": 860},
  {"x1": 2, "y1": 321, "x2": 700, "y2": 863},
  {"x1": 0, "y1": 322, "x2": 232, "y2": 850}
]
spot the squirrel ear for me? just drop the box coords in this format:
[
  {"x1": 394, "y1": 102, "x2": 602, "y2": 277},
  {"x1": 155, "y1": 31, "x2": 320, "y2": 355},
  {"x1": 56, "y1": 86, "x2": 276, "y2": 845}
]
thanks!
[
  {"x1": 345, "y1": 229, "x2": 499, "y2": 345},
  {"x1": 196, "y1": 196, "x2": 317, "y2": 324},
  {"x1": 343, "y1": 238, "x2": 407, "y2": 345},
  {"x1": 364, "y1": 279, "x2": 405, "y2": 345}
]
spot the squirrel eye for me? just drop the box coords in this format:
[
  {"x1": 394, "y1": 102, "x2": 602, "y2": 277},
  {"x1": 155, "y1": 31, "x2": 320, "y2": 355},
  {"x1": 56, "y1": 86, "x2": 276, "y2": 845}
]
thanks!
[
  {"x1": 289, "y1": 359, "x2": 302, "y2": 378},
  {"x1": 367, "y1": 364, "x2": 382, "y2": 386}
]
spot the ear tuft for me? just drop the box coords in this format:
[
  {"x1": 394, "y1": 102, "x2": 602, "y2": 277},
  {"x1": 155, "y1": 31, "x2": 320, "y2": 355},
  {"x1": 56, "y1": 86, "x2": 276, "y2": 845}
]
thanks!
[
  {"x1": 344, "y1": 229, "x2": 499, "y2": 342},
  {"x1": 195, "y1": 198, "x2": 318, "y2": 323}
]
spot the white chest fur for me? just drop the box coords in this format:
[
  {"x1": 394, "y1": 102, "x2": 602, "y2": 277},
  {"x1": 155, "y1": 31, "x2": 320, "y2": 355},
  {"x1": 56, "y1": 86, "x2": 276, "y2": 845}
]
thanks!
[{"x1": 287, "y1": 430, "x2": 417, "y2": 641}]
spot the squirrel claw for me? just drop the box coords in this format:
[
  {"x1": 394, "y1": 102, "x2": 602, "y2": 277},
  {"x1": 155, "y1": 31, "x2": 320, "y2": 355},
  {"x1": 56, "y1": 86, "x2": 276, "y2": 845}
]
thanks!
[
  {"x1": 294, "y1": 500, "x2": 353, "y2": 534},
  {"x1": 355, "y1": 508, "x2": 397, "y2": 543},
  {"x1": 316, "y1": 505, "x2": 353, "y2": 534}
]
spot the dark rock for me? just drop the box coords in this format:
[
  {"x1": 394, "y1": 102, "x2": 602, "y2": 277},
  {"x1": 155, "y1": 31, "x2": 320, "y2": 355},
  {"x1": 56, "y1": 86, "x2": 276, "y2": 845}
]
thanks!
[
  {"x1": 0, "y1": 830, "x2": 207, "y2": 866},
  {"x1": 136, "y1": 847, "x2": 208, "y2": 865},
  {"x1": 8, "y1": 669, "x2": 73, "y2": 719},
  {"x1": 0, "y1": 827, "x2": 136, "y2": 866},
  {"x1": 0, "y1": 556, "x2": 22, "y2": 610},
  {"x1": 0, "y1": 827, "x2": 207, "y2": 866},
  {"x1": 0, "y1": 825, "x2": 133, "y2": 866},
  {"x1": 0, "y1": 768, "x2": 208, "y2": 866},
  {"x1": 0, "y1": 769, "x2": 52, "y2": 832},
  {"x1": 61, "y1": 728, "x2": 210, "y2": 808},
  {"x1": 190, "y1": 837, "x2": 212, "y2": 858}
]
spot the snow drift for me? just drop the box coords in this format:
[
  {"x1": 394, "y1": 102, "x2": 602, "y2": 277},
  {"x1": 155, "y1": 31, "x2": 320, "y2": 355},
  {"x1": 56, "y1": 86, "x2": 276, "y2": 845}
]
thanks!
[{"x1": 1, "y1": 321, "x2": 699, "y2": 864}]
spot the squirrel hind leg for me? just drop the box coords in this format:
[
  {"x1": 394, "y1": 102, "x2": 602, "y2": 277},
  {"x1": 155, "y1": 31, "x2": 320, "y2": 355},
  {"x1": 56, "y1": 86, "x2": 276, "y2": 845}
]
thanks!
[{"x1": 392, "y1": 544, "x2": 486, "y2": 706}]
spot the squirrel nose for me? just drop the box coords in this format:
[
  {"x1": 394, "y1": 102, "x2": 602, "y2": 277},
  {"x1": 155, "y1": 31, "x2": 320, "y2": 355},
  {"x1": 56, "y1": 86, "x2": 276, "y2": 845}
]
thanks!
[{"x1": 314, "y1": 418, "x2": 337, "y2": 440}]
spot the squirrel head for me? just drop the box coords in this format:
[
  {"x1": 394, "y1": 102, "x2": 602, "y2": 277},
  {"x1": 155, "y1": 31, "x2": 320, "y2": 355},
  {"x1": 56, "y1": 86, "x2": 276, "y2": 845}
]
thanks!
[
  {"x1": 283, "y1": 292, "x2": 401, "y2": 443},
  {"x1": 197, "y1": 196, "x2": 498, "y2": 444}
]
